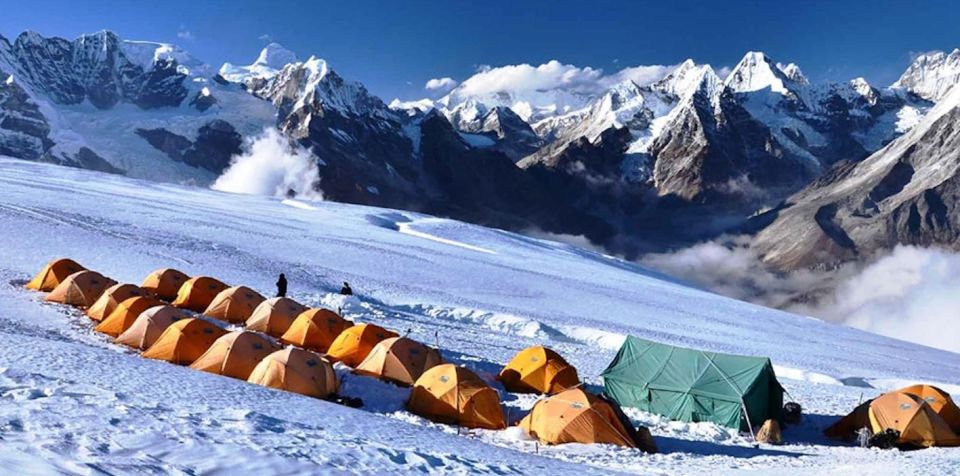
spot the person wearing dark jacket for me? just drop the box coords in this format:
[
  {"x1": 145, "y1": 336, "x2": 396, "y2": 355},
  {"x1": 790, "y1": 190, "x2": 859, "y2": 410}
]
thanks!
[
  {"x1": 276, "y1": 273, "x2": 287, "y2": 297},
  {"x1": 340, "y1": 281, "x2": 353, "y2": 295}
]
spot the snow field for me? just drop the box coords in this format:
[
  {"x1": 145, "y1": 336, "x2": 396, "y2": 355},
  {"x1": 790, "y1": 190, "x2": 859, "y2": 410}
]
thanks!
[{"x1": 0, "y1": 158, "x2": 959, "y2": 474}]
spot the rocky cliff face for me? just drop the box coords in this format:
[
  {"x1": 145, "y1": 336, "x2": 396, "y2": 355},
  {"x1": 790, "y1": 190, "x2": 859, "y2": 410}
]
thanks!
[
  {"x1": 0, "y1": 31, "x2": 189, "y2": 110},
  {"x1": 753, "y1": 84, "x2": 960, "y2": 270},
  {"x1": 0, "y1": 71, "x2": 51, "y2": 160}
]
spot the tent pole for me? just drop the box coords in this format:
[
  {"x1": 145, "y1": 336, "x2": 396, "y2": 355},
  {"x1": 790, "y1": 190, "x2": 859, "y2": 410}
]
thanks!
[
  {"x1": 741, "y1": 397, "x2": 757, "y2": 441},
  {"x1": 456, "y1": 369, "x2": 461, "y2": 436}
]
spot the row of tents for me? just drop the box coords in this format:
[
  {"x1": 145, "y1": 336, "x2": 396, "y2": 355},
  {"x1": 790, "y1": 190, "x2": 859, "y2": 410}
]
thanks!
[
  {"x1": 26, "y1": 258, "x2": 655, "y2": 450},
  {"x1": 27, "y1": 258, "x2": 960, "y2": 451}
]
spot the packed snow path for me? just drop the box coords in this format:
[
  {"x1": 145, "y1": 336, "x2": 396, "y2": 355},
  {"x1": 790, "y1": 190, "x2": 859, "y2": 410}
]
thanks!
[{"x1": 0, "y1": 158, "x2": 958, "y2": 474}]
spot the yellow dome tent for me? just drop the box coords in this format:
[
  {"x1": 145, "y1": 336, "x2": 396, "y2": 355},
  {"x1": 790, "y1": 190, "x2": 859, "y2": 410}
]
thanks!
[
  {"x1": 499, "y1": 346, "x2": 579, "y2": 394},
  {"x1": 142, "y1": 318, "x2": 228, "y2": 365},
  {"x1": 203, "y1": 286, "x2": 266, "y2": 324},
  {"x1": 280, "y1": 308, "x2": 353, "y2": 353},
  {"x1": 355, "y1": 337, "x2": 443, "y2": 386},
  {"x1": 326, "y1": 323, "x2": 399, "y2": 368},
  {"x1": 190, "y1": 330, "x2": 282, "y2": 380},
  {"x1": 141, "y1": 268, "x2": 190, "y2": 301},
  {"x1": 86, "y1": 283, "x2": 146, "y2": 321},
  {"x1": 407, "y1": 363, "x2": 506, "y2": 429},
  {"x1": 116, "y1": 305, "x2": 187, "y2": 350},
  {"x1": 247, "y1": 347, "x2": 338, "y2": 398},
  {"x1": 245, "y1": 297, "x2": 309, "y2": 337},
  {"x1": 171, "y1": 276, "x2": 228, "y2": 312},
  {"x1": 519, "y1": 388, "x2": 641, "y2": 448},
  {"x1": 95, "y1": 296, "x2": 165, "y2": 337},
  {"x1": 26, "y1": 258, "x2": 85, "y2": 291},
  {"x1": 45, "y1": 270, "x2": 116, "y2": 308}
]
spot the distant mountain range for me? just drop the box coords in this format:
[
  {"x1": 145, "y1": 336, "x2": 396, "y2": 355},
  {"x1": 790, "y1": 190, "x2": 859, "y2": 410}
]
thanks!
[{"x1": 2, "y1": 29, "x2": 959, "y2": 268}]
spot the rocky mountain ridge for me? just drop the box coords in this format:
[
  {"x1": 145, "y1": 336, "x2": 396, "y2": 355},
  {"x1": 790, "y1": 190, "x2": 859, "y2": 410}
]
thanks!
[{"x1": 2, "y1": 29, "x2": 957, "y2": 266}]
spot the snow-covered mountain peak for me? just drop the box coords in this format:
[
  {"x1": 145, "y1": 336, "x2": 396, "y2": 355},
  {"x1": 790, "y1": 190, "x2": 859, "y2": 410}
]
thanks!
[
  {"x1": 675, "y1": 63, "x2": 723, "y2": 102},
  {"x1": 255, "y1": 43, "x2": 297, "y2": 69},
  {"x1": 652, "y1": 59, "x2": 714, "y2": 99},
  {"x1": 777, "y1": 62, "x2": 808, "y2": 85},
  {"x1": 847, "y1": 76, "x2": 878, "y2": 103},
  {"x1": 388, "y1": 98, "x2": 435, "y2": 116},
  {"x1": 256, "y1": 54, "x2": 395, "y2": 122},
  {"x1": 13, "y1": 30, "x2": 47, "y2": 46},
  {"x1": 219, "y1": 43, "x2": 298, "y2": 84},
  {"x1": 122, "y1": 39, "x2": 207, "y2": 76},
  {"x1": 725, "y1": 51, "x2": 795, "y2": 94},
  {"x1": 892, "y1": 48, "x2": 960, "y2": 102}
]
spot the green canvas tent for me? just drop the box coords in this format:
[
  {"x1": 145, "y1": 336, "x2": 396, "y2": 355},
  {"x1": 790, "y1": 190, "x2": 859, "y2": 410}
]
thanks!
[{"x1": 601, "y1": 336, "x2": 783, "y2": 431}]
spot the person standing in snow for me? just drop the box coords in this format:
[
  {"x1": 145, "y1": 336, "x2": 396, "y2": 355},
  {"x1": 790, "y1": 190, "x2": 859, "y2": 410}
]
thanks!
[
  {"x1": 340, "y1": 281, "x2": 353, "y2": 296},
  {"x1": 276, "y1": 273, "x2": 287, "y2": 297}
]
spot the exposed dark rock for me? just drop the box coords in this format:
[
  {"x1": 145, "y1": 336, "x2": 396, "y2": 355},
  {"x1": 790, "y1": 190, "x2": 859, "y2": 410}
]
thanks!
[{"x1": 137, "y1": 120, "x2": 242, "y2": 173}]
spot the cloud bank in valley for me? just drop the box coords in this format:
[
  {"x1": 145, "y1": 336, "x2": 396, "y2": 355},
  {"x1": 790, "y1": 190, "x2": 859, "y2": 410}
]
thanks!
[
  {"x1": 640, "y1": 239, "x2": 960, "y2": 353},
  {"x1": 801, "y1": 245, "x2": 960, "y2": 354},
  {"x1": 212, "y1": 128, "x2": 323, "y2": 200}
]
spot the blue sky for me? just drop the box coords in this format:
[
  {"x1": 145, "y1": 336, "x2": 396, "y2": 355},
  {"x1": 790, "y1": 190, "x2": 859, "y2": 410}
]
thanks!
[{"x1": 2, "y1": 0, "x2": 960, "y2": 101}]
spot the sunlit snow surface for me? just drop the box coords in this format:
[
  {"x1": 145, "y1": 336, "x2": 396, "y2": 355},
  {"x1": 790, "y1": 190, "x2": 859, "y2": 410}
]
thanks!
[{"x1": 0, "y1": 158, "x2": 958, "y2": 474}]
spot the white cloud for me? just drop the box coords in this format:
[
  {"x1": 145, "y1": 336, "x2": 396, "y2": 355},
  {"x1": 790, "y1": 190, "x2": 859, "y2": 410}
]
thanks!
[
  {"x1": 799, "y1": 246, "x2": 960, "y2": 353},
  {"x1": 639, "y1": 235, "x2": 840, "y2": 308},
  {"x1": 716, "y1": 66, "x2": 733, "y2": 80},
  {"x1": 641, "y1": 238, "x2": 960, "y2": 353},
  {"x1": 258, "y1": 33, "x2": 272, "y2": 42},
  {"x1": 424, "y1": 77, "x2": 459, "y2": 93},
  {"x1": 176, "y1": 25, "x2": 194, "y2": 41},
  {"x1": 453, "y1": 60, "x2": 605, "y2": 98},
  {"x1": 212, "y1": 128, "x2": 323, "y2": 200}
]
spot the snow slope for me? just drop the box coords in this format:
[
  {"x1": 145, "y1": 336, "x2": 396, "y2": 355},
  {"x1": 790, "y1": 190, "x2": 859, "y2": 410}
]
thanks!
[{"x1": 0, "y1": 158, "x2": 958, "y2": 474}]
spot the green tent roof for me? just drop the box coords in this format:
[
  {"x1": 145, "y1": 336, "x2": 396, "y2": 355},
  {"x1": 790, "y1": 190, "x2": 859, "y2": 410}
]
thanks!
[{"x1": 602, "y1": 336, "x2": 783, "y2": 431}]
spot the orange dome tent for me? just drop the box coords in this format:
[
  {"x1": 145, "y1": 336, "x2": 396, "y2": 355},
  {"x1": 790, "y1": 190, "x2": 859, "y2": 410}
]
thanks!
[
  {"x1": 326, "y1": 323, "x2": 398, "y2": 368},
  {"x1": 898, "y1": 384, "x2": 960, "y2": 432},
  {"x1": 407, "y1": 364, "x2": 506, "y2": 429},
  {"x1": 826, "y1": 388, "x2": 960, "y2": 448},
  {"x1": 26, "y1": 258, "x2": 85, "y2": 291},
  {"x1": 519, "y1": 388, "x2": 641, "y2": 448},
  {"x1": 245, "y1": 297, "x2": 308, "y2": 337},
  {"x1": 499, "y1": 346, "x2": 579, "y2": 394},
  {"x1": 190, "y1": 331, "x2": 282, "y2": 380},
  {"x1": 868, "y1": 391, "x2": 960, "y2": 448},
  {"x1": 203, "y1": 286, "x2": 266, "y2": 324},
  {"x1": 141, "y1": 268, "x2": 190, "y2": 301},
  {"x1": 86, "y1": 283, "x2": 146, "y2": 321},
  {"x1": 247, "y1": 347, "x2": 338, "y2": 398},
  {"x1": 171, "y1": 276, "x2": 227, "y2": 312},
  {"x1": 280, "y1": 308, "x2": 353, "y2": 352},
  {"x1": 824, "y1": 400, "x2": 872, "y2": 440},
  {"x1": 95, "y1": 296, "x2": 165, "y2": 337},
  {"x1": 142, "y1": 318, "x2": 228, "y2": 365},
  {"x1": 116, "y1": 305, "x2": 187, "y2": 350},
  {"x1": 355, "y1": 337, "x2": 443, "y2": 386},
  {"x1": 45, "y1": 270, "x2": 116, "y2": 308}
]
